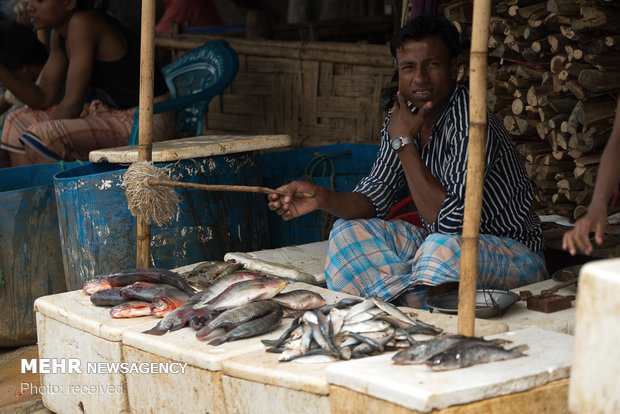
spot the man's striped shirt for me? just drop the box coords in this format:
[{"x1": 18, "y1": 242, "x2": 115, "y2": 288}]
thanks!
[{"x1": 354, "y1": 84, "x2": 544, "y2": 253}]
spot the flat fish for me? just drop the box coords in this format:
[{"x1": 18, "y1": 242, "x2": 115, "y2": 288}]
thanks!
[
  {"x1": 209, "y1": 307, "x2": 284, "y2": 346},
  {"x1": 90, "y1": 288, "x2": 128, "y2": 306},
  {"x1": 110, "y1": 301, "x2": 152, "y2": 318}
]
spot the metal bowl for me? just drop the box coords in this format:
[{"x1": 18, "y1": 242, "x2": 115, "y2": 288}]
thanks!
[{"x1": 426, "y1": 289, "x2": 520, "y2": 319}]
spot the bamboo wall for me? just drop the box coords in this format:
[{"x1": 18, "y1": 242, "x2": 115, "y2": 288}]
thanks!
[{"x1": 156, "y1": 36, "x2": 394, "y2": 147}]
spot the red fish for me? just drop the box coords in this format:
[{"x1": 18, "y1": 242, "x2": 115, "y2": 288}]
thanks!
[
  {"x1": 110, "y1": 301, "x2": 152, "y2": 318},
  {"x1": 150, "y1": 294, "x2": 190, "y2": 317},
  {"x1": 83, "y1": 277, "x2": 112, "y2": 295}
]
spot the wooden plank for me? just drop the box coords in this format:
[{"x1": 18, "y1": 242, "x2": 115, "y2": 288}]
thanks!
[
  {"x1": 329, "y1": 379, "x2": 569, "y2": 414},
  {"x1": 89, "y1": 135, "x2": 292, "y2": 163}
]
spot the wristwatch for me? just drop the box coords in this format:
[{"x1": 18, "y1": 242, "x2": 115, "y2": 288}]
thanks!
[{"x1": 390, "y1": 136, "x2": 415, "y2": 151}]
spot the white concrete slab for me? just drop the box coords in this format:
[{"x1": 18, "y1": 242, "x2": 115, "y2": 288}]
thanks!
[
  {"x1": 569, "y1": 258, "x2": 620, "y2": 414},
  {"x1": 220, "y1": 284, "x2": 508, "y2": 414},
  {"x1": 326, "y1": 327, "x2": 573, "y2": 413},
  {"x1": 36, "y1": 314, "x2": 130, "y2": 414},
  {"x1": 488, "y1": 278, "x2": 577, "y2": 334},
  {"x1": 225, "y1": 240, "x2": 329, "y2": 285},
  {"x1": 89, "y1": 134, "x2": 292, "y2": 163},
  {"x1": 34, "y1": 290, "x2": 158, "y2": 342}
]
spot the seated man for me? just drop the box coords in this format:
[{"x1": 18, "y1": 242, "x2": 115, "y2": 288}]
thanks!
[{"x1": 268, "y1": 14, "x2": 548, "y2": 308}]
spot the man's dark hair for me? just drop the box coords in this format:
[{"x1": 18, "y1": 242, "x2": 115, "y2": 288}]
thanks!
[
  {"x1": 390, "y1": 13, "x2": 461, "y2": 61},
  {"x1": 0, "y1": 22, "x2": 48, "y2": 71}
]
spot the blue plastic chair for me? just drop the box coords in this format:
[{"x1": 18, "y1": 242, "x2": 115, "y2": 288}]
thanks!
[{"x1": 128, "y1": 39, "x2": 239, "y2": 146}]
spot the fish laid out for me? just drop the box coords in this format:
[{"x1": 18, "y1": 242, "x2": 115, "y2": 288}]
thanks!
[
  {"x1": 141, "y1": 274, "x2": 294, "y2": 337},
  {"x1": 261, "y1": 296, "x2": 443, "y2": 363},
  {"x1": 82, "y1": 267, "x2": 193, "y2": 319},
  {"x1": 392, "y1": 334, "x2": 528, "y2": 371}
]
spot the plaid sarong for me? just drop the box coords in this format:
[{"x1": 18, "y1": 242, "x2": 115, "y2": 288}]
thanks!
[
  {"x1": 325, "y1": 218, "x2": 548, "y2": 308},
  {"x1": 0, "y1": 99, "x2": 175, "y2": 162}
]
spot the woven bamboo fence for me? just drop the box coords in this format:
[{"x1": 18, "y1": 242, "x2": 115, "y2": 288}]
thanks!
[{"x1": 155, "y1": 36, "x2": 394, "y2": 147}]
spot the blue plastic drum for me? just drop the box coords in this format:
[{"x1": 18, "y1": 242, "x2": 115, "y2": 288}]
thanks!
[
  {"x1": 0, "y1": 162, "x2": 79, "y2": 346},
  {"x1": 54, "y1": 153, "x2": 270, "y2": 290}
]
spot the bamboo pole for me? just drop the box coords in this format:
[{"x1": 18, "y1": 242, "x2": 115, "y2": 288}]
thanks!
[
  {"x1": 136, "y1": 0, "x2": 156, "y2": 269},
  {"x1": 457, "y1": 0, "x2": 491, "y2": 336}
]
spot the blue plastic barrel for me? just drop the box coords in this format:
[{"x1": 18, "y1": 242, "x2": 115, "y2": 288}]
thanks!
[
  {"x1": 0, "y1": 162, "x2": 79, "y2": 346},
  {"x1": 54, "y1": 153, "x2": 270, "y2": 290},
  {"x1": 261, "y1": 144, "x2": 380, "y2": 248}
]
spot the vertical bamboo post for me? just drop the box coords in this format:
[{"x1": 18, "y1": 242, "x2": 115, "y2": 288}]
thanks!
[
  {"x1": 136, "y1": 0, "x2": 156, "y2": 268},
  {"x1": 457, "y1": 0, "x2": 491, "y2": 336}
]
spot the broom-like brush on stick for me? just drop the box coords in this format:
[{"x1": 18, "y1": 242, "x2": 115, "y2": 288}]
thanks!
[{"x1": 123, "y1": 161, "x2": 314, "y2": 226}]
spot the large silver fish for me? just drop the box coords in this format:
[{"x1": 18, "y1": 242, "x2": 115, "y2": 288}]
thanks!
[
  {"x1": 191, "y1": 271, "x2": 268, "y2": 308},
  {"x1": 272, "y1": 290, "x2": 327, "y2": 310},
  {"x1": 209, "y1": 308, "x2": 284, "y2": 346},
  {"x1": 196, "y1": 300, "x2": 281, "y2": 339},
  {"x1": 200, "y1": 277, "x2": 288, "y2": 311}
]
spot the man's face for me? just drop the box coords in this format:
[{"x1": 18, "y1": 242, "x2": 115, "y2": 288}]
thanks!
[{"x1": 395, "y1": 36, "x2": 457, "y2": 113}]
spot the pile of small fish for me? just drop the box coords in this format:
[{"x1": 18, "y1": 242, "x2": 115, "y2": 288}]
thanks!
[
  {"x1": 261, "y1": 296, "x2": 444, "y2": 363},
  {"x1": 392, "y1": 333, "x2": 528, "y2": 371}
]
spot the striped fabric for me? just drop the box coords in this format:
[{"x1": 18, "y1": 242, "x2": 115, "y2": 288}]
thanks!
[
  {"x1": 354, "y1": 84, "x2": 544, "y2": 253},
  {"x1": 325, "y1": 218, "x2": 548, "y2": 308},
  {"x1": 0, "y1": 99, "x2": 175, "y2": 162}
]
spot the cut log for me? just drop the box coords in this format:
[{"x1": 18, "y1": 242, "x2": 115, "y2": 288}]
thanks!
[
  {"x1": 548, "y1": 33, "x2": 569, "y2": 54},
  {"x1": 577, "y1": 69, "x2": 620, "y2": 93},
  {"x1": 546, "y1": 0, "x2": 580, "y2": 16},
  {"x1": 550, "y1": 54, "x2": 568, "y2": 74},
  {"x1": 531, "y1": 37, "x2": 550, "y2": 54},
  {"x1": 568, "y1": 100, "x2": 617, "y2": 131},
  {"x1": 527, "y1": 85, "x2": 551, "y2": 107},
  {"x1": 583, "y1": 52, "x2": 620, "y2": 71},
  {"x1": 566, "y1": 80, "x2": 587, "y2": 101}
]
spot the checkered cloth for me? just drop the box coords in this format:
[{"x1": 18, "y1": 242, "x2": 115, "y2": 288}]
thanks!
[
  {"x1": 1, "y1": 99, "x2": 175, "y2": 162},
  {"x1": 325, "y1": 218, "x2": 548, "y2": 308}
]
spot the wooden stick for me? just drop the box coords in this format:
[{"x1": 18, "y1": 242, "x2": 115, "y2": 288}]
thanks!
[
  {"x1": 149, "y1": 179, "x2": 315, "y2": 198},
  {"x1": 458, "y1": 0, "x2": 491, "y2": 337},
  {"x1": 136, "y1": 0, "x2": 156, "y2": 269}
]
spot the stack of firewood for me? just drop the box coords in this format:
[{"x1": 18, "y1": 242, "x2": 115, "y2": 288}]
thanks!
[{"x1": 443, "y1": 0, "x2": 619, "y2": 221}]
